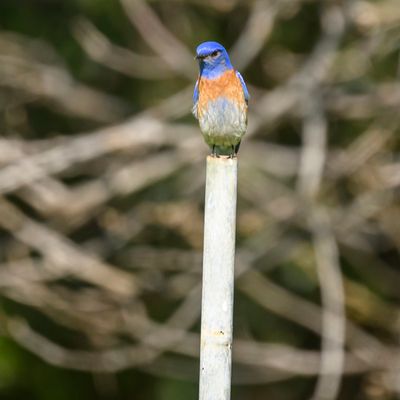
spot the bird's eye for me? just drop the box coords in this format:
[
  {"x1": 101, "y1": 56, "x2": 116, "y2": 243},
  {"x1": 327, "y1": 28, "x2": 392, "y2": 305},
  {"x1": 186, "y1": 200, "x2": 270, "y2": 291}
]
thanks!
[{"x1": 211, "y1": 50, "x2": 220, "y2": 57}]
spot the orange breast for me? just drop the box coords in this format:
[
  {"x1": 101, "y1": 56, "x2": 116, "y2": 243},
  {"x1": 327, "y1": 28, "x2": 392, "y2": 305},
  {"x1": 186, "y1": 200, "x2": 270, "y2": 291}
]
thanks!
[{"x1": 197, "y1": 70, "x2": 245, "y2": 117}]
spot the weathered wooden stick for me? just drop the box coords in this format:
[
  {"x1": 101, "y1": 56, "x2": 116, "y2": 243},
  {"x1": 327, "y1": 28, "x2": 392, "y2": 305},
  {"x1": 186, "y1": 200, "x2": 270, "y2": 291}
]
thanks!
[{"x1": 199, "y1": 155, "x2": 238, "y2": 400}]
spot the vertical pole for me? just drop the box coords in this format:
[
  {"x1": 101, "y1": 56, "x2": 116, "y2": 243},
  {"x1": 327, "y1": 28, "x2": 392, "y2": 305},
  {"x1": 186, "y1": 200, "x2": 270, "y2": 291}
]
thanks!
[{"x1": 199, "y1": 156, "x2": 237, "y2": 400}]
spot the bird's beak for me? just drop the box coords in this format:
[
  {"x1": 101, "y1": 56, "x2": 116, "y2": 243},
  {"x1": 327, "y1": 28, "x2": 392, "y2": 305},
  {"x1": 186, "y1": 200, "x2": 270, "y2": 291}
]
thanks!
[{"x1": 195, "y1": 55, "x2": 205, "y2": 60}]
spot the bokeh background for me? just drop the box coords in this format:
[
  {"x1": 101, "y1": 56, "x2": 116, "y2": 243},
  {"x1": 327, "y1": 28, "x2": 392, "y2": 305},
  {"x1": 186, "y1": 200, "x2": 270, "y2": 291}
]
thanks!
[{"x1": 0, "y1": 0, "x2": 400, "y2": 399}]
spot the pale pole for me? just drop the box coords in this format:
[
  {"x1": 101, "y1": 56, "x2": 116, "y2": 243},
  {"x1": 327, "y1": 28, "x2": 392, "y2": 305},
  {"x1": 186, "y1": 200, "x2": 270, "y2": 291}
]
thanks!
[{"x1": 199, "y1": 155, "x2": 238, "y2": 400}]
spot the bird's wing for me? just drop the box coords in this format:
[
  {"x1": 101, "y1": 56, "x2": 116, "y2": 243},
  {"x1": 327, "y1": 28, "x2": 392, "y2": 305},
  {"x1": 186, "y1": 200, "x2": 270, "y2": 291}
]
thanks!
[
  {"x1": 192, "y1": 78, "x2": 199, "y2": 119},
  {"x1": 236, "y1": 71, "x2": 249, "y2": 105}
]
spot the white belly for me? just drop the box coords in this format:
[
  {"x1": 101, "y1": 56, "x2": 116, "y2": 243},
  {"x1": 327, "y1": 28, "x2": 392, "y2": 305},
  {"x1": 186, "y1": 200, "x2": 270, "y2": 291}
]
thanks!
[{"x1": 199, "y1": 98, "x2": 247, "y2": 147}]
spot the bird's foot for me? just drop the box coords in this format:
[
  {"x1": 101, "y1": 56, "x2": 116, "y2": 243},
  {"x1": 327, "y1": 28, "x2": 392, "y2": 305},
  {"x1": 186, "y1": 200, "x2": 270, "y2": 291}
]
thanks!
[
  {"x1": 211, "y1": 145, "x2": 220, "y2": 158},
  {"x1": 229, "y1": 145, "x2": 235, "y2": 159}
]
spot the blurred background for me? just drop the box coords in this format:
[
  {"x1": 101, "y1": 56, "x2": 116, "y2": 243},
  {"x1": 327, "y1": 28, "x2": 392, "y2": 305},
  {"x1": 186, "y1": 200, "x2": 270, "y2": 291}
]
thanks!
[{"x1": 0, "y1": 0, "x2": 399, "y2": 399}]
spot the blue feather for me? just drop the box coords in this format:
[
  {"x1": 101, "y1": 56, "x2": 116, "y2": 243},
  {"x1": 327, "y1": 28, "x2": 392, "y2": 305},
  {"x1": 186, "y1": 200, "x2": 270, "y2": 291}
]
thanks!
[
  {"x1": 195, "y1": 41, "x2": 233, "y2": 80},
  {"x1": 236, "y1": 71, "x2": 249, "y2": 105},
  {"x1": 192, "y1": 79, "x2": 199, "y2": 119}
]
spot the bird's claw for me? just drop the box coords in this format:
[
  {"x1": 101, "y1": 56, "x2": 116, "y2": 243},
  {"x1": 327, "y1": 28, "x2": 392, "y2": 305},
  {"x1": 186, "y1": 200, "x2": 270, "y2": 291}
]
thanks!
[{"x1": 211, "y1": 145, "x2": 220, "y2": 158}]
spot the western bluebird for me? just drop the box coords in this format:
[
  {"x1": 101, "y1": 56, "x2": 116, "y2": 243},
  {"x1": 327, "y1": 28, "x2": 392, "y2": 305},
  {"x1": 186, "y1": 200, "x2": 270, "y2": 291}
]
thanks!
[{"x1": 193, "y1": 41, "x2": 249, "y2": 157}]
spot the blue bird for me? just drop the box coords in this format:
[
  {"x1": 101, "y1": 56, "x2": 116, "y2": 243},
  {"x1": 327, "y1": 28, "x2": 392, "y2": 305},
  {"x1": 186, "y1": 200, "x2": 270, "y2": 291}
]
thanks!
[{"x1": 192, "y1": 41, "x2": 249, "y2": 157}]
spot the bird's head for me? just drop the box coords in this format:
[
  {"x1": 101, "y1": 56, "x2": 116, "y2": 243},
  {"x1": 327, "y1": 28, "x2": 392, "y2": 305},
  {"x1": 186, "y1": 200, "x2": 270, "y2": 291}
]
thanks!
[{"x1": 195, "y1": 41, "x2": 233, "y2": 78}]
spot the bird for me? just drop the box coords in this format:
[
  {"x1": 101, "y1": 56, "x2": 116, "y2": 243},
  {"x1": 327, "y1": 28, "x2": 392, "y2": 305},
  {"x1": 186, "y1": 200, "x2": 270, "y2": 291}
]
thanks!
[{"x1": 192, "y1": 41, "x2": 249, "y2": 158}]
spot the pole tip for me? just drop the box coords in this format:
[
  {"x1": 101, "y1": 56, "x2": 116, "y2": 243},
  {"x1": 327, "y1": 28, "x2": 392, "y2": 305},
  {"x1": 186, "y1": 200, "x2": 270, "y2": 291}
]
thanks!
[{"x1": 206, "y1": 155, "x2": 238, "y2": 164}]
